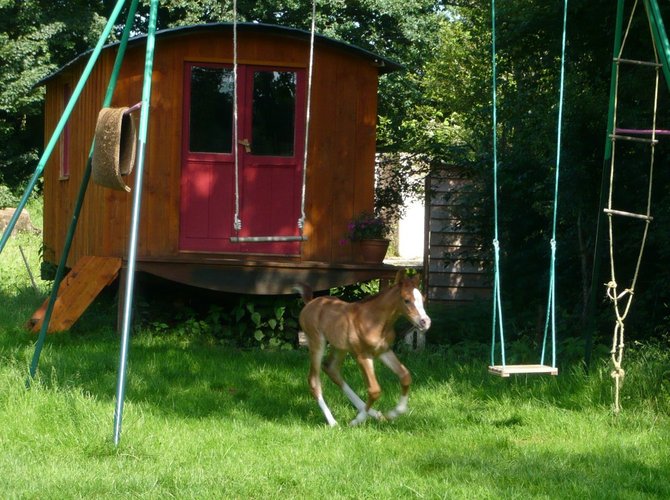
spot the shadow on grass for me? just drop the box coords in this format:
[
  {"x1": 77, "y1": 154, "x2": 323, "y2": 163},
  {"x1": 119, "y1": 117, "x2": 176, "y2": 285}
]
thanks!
[
  {"x1": 0, "y1": 287, "x2": 48, "y2": 333},
  {"x1": 4, "y1": 279, "x2": 656, "y2": 427},
  {"x1": 13, "y1": 322, "x2": 623, "y2": 429}
]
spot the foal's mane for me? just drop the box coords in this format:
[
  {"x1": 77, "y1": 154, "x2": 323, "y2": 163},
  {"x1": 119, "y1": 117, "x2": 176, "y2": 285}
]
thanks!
[{"x1": 357, "y1": 281, "x2": 401, "y2": 304}]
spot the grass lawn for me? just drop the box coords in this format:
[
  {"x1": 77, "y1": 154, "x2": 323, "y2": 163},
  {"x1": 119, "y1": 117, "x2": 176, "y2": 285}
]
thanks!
[{"x1": 1, "y1": 202, "x2": 669, "y2": 498}]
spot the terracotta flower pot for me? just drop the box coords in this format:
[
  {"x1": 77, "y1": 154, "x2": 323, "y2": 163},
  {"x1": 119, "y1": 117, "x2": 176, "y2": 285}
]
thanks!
[{"x1": 359, "y1": 239, "x2": 390, "y2": 263}]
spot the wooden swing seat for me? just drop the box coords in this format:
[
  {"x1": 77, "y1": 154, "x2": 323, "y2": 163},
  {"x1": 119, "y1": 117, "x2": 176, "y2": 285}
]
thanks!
[{"x1": 488, "y1": 364, "x2": 558, "y2": 377}]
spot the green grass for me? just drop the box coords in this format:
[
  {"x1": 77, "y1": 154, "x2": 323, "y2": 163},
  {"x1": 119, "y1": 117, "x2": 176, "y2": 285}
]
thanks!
[{"x1": 1, "y1": 203, "x2": 669, "y2": 498}]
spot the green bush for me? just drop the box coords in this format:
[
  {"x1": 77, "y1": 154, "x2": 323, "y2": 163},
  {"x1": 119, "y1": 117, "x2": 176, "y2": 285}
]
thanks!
[
  {"x1": 0, "y1": 185, "x2": 19, "y2": 209},
  {"x1": 222, "y1": 297, "x2": 301, "y2": 350},
  {"x1": 330, "y1": 279, "x2": 380, "y2": 301}
]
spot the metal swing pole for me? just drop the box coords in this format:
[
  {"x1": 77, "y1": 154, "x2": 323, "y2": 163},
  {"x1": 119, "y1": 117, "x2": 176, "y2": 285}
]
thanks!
[
  {"x1": 27, "y1": 0, "x2": 140, "y2": 384},
  {"x1": 113, "y1": 0, "x2": 159, "y2": 446},
  {"x1": 0, "y1": 0, "x2": 130, "y2": 257}
]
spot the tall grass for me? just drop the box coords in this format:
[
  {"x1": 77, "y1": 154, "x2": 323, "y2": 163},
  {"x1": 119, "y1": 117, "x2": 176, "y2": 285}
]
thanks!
[{"x1": 1, "y1": 201, "x2": 669, "y2": 498}]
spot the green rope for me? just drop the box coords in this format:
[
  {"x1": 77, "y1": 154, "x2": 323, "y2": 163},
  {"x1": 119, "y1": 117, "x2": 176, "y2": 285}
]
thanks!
[
  {"x1": 490, "y1": 0, "x2": 504, "y2": 367},
  {"x1": 491, "y1": 0, "x2": 568, "y2": 369}
]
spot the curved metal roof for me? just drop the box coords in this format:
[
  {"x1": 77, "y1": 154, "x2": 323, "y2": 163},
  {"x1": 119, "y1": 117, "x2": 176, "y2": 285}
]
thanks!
[{"x1": 39, "y1": 22, "x2": 402, "y2": 85}]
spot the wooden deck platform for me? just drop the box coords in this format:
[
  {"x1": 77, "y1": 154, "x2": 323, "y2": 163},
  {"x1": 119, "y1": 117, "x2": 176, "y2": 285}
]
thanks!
[
  {"x1": 28, "y1": 253, "x2": 406, "y2": 334},
  {"x1": 133, "y1": 255, "x2": 404, "y2": 295}
]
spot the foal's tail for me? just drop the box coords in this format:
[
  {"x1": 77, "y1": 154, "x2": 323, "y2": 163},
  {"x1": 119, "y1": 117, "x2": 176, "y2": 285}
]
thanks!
[{"x1": 293, "y1": 282, "x2": 313, "y2": 303}]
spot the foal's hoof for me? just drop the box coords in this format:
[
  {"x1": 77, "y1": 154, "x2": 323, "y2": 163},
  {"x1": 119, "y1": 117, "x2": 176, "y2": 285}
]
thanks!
[
  {"x1": 368, "y1": 409, "x2": 386, "y2": 422},
  {"x1": 349, "y1": 410, "x2": 368, "y2": 426},
  {"x1": 385, "y1": 407, "x2": 408, "y2": 421}
]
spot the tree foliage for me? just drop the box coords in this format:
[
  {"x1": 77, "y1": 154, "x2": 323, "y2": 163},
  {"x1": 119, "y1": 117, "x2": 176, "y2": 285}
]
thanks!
[
  {"x1": 421, "y1": 0, "x2": 670, "y2": 342},
  {"x1": 0, "y1": 0, "x2": 109, "y2": 189},
  {"x1": 2, "y1": 0, "x2": 670, "y2": 343}
]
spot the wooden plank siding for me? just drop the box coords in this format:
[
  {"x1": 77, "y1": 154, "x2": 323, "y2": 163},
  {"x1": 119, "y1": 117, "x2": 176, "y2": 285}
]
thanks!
[
  {"x1": 42, "y1": 27, "x2": 382, "y2": 277},
  {"x1": 424, "y1": 169, "x2": 491, "y2": 304}
]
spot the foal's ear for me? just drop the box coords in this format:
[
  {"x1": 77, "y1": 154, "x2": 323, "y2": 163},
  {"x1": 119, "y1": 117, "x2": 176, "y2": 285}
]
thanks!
[{"x1": 394, "y1": 269, "x2": 407, "y2": 284}]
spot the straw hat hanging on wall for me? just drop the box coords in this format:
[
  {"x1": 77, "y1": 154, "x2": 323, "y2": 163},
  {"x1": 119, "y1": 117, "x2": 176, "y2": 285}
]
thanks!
[{"x1": 92, "y1": 107, "x2": 137, "y2": 192}]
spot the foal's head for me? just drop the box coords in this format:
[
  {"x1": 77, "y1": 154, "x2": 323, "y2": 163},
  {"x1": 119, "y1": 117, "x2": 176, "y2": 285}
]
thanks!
[{"x1": 396, "y1": 273, "x2": 431, "y2": 332}]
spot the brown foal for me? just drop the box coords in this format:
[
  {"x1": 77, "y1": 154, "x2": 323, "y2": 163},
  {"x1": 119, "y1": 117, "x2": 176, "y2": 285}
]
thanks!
[{"x1": 295, "y1": 271, "x2": 431, "y2": 426}]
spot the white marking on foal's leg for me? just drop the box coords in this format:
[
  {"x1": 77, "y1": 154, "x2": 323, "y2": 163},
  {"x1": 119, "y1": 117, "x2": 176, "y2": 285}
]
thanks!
[
  {"x1": 317, "y1": 395, "x2": 338, "y2": 427},
  {"x1": 342, "y1": 383, "x2": 365, "y2": 411},
  {"x1": 342, "y1": 383, "x2": 384, "y2": 421},
  {"x1": 386, "y1": 394, "x2": 409, "y2": 420},
  {"x1": 379, "y1": 351, "x2": 411, "y2": 421}
]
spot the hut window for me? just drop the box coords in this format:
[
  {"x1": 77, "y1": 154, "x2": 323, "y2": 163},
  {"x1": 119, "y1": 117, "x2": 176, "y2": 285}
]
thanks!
[
  {"x1": 60, "y1": 82, "x2": 71, "y2": 179},
  {"x1": 188, "y1": 66, "x2": 234, "y2": 153},
  {"x1": 251, "y1": 70, "x2": 296, "y2": 156}
]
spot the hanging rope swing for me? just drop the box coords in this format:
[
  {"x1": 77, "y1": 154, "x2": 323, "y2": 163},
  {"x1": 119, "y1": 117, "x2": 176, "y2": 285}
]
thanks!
[
  {"x1": 488, "y1": 0, "x2": 568, "y2": 377},
  {"x1": 229, "y1": 0, "x2": 316, "y2": 244}
]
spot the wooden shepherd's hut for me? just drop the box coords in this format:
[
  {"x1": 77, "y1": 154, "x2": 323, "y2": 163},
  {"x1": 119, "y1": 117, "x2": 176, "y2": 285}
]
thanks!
[{"x1": 34, "y1": 23, "x2": 401, "y2": 330}]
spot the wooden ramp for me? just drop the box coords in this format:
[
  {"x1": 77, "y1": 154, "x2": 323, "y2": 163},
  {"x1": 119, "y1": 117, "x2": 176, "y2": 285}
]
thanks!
[{"x1": 28, "y1": 256, "x2": 122, "y2": 333}]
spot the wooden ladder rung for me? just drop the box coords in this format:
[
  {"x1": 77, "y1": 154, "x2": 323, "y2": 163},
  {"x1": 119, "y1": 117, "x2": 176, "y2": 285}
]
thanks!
[
  {"x1": 609, "y1": 134, "x2": 658, "y2": 145},
  {"x1": 603, "y1": 208, "x2": 653, "y2": 221},
  {"x1": 613, "y1": 57, "x2": 663, "y2": 68}
]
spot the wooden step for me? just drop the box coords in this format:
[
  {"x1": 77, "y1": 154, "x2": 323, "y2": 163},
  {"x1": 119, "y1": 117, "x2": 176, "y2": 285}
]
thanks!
[{"x1": 28, "y1": 256, "x2": 121, "y2": 333}]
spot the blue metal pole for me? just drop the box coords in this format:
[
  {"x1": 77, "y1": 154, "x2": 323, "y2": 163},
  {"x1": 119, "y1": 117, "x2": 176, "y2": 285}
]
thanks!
[
  {"x1": 27, "y1": 0, "x2": 141, "y2": 385},
  {"x1": 113, "y1": 0, "x2": 159, "y2": 447},
  {"x1": 0, "y1": 0, "x2": 130, "y2": 256}
]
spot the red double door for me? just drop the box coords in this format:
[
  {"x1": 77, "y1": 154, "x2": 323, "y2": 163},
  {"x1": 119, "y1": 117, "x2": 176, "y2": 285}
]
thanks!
[{"x1": 179, "y1": 63, "x2": 306, "y2": 255}]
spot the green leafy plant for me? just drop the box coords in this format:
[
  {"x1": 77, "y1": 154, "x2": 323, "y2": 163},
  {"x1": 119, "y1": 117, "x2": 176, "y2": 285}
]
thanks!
[
  {"x1": 330, "y1": 279, "x2": 380, "y2": 302},
  {"x1": 227, "y1": 297, "x2": 300, "y2": 350},
  {"x1": 0, "y1": 185, "x2": 18, "y2": 209}
]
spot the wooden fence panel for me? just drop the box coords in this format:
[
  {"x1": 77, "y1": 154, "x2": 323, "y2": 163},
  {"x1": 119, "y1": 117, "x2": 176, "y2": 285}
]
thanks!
[{"x1": 425, "y1": 169, "x2": 491, "y2": 305}]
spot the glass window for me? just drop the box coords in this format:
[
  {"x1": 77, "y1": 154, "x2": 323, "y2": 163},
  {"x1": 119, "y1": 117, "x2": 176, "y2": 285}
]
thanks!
[
  {"x1": 189, "y1": 66, "x2": 233, "y2": 153},
  {"x1": 251, "y1": 71, "x2": 296, "y2": 156}
]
